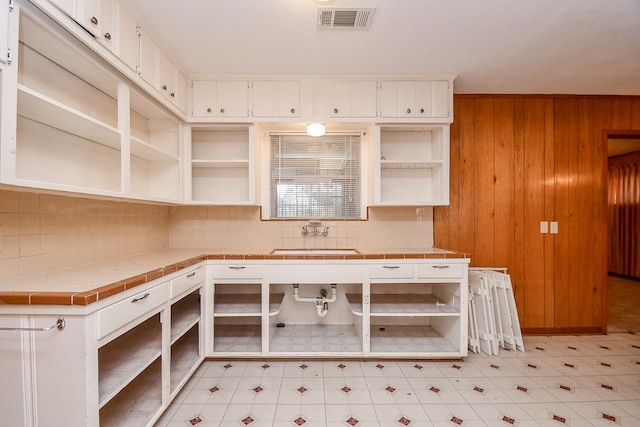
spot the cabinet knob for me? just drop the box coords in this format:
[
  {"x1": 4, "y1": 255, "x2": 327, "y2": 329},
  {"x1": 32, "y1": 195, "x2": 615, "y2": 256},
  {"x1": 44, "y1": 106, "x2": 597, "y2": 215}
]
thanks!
[
  {"x1": 162, "y1": 84, "x2": 168, "y2": 91},
  {"x1": 90, "y1": 16, "x2": 98, "y2": 26},
  {"x1": 170, "y1": 92, "x2": 175, "y2": 98},
  {"x1": 206, "y1": 107, "x2": 212, "y2": 113},
  {"x1": 220, "y1": 108, "x2": 225, "y2": 113},
  {"x1": 406, "y1": 108, "x2": 411, "y2": 114},
  {"x1": 290, "y1": 108, "x2": 296, "y2": 114},
  {"x1": 420, "y1": 108, "x2": 425, "y2": 114},
  {"x1": 104, "y1": 32, "x2": 111, "y2": 40}
]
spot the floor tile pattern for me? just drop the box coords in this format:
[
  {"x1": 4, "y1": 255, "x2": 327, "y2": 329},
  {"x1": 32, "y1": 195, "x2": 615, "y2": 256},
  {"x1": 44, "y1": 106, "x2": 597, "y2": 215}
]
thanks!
[{"x1": 156, "y1": 334, "x2": 640, "y2": 426}]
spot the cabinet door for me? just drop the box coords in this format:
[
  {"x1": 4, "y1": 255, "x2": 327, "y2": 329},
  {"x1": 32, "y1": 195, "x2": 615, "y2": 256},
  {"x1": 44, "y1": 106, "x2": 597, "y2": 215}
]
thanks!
[
  {"x1": 216, "y1": 80, "x2": 249, "y2": 118},
  {"x1": 77, "y1": 0, "x2": 102, "y2": 37},
  {"x1": 191, "y1": 80, "x2": 217, "y2": 117},
  {"x1": 251, "y1": 80, "x2": 299, "y2": 118},
  {"x1": 115, "y1": 1, "x2": 138, "y2": 72},
  {"x1": 48, "y1": 0, "x2": 75, "y2": 17},
  {"x1": 328, "y1": 80, "x2": 377, "y2": 118},
  {"x1": 191, "y1": 80, "x2": 249, "y2": 118},
  {"x1": 0, "y1": 0, "x2": 9, "y2": 65},
  {"x1": 157, "y1": 52, "x2": 187, "y2": 113},
  {"x1": 96, "y1": 0, "x2": 115, "y2": 52},
  {"x1": 138, "y1": 27, "x2": 157, "y2": 85},
  {"x1": 379, "y1": 80, "x2": 450, "y2": 119}
]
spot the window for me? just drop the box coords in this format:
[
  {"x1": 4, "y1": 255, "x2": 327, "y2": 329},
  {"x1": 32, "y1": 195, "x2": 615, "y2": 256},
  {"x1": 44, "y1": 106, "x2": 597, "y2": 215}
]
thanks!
[{"x1": 270, "y1": 134, "x2": 361, "y2": 219}]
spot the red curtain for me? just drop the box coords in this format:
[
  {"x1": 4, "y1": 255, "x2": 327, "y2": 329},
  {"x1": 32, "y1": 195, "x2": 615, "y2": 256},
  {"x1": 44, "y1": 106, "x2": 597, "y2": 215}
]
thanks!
[{"x1": 608, "y1": 157, "x2": 640, "y2": 278}]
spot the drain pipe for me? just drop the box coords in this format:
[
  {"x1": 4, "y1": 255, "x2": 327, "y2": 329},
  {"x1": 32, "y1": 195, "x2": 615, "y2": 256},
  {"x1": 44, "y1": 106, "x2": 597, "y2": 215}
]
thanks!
[{"x1": 292, "y1": 284, "x2": 337, "y2": 317}]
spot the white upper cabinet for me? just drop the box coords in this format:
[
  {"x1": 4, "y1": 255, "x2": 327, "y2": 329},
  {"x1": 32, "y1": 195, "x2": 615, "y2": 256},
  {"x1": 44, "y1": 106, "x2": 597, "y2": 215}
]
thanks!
[
  {"x1": 158, "y1": 50, "x2": 187, "y2": 112},
  {"x1": 373, "y1": 124, "x2": 450, "y2": 206},
  {"x1": 76, "y1": 0, "x2": 101, "y2": 36},
  {"x1": 191, "y1": 80, "x2": 249, "y2": 118},
  {"x1": 0, "y1": 0, "x2": 10, "y2": 65},
  {"x1": 114, "y1": 1, "x2": 137, "y2": 72},
  {"x1": 137, "y1": 27, "x2": 157, "y2": 86},
  {"x1": 328, "y1": 80, "x2": 378, "y2": 118},
  {"x1": 96, "y1": 0, "x2": 115, "y2": 52},
  {"x1": 251, "y1": 80, "x2": 300, "y2": 118},
  {"x1": 379, "y1": 80, "x2": 451, "y2": 120},
  {"x1": 45, "y1": 0, "x2": 102, "y2": 37}
]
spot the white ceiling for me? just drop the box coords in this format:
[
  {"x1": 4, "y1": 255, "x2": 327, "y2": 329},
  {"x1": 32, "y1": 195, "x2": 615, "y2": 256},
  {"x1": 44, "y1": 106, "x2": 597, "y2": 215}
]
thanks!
[{"x1": 123, "y1": 0, "x2": 640, "y2": 95}]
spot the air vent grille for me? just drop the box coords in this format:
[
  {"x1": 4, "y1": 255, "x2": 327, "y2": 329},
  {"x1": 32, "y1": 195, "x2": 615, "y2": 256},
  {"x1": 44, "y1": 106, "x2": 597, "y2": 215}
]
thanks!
[{"x1": 317, "y1": 7, "x2": 376, "y2": 30}]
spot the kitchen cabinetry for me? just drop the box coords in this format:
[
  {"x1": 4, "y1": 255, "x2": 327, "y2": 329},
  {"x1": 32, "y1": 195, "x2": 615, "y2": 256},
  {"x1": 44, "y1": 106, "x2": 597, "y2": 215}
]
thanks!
[
  {"x1": 191, "y1": 79, "x2": 249, "y2": 118},
  {"x1": 96, "y1": 0, "x2": 115, "y2": 52},
  {"x1": 188, "y1": 124, "x2": 255, "y2": 204},
  {"x1": 251, "y1": 80, "x2": 300, "y2": 118},
  {"x1": 137, "y1": 26, "x2": 157, "y2": 86},
  {"x1": 206, "y1": 258, "x2": 468, "y2": 359},
  {"x1": 0, "y1": 0, "x2": 11, "y2": 65},
  {"x1": 373, "y1": 124, "x2": 450, "y2": 206},
  {"x1": 0, "y1": 264, "x2": 205, "y2": 426},
  {"x1": 328, "y1": 79, "x2": 378, "y2": 118},
  {"x1": 210, "y1": 263, "x2": 265, "y2": 355},
  {"x1": 379, "y1": 80, "x2": 451, "y2": 120},
  {"x1": 5, "y1": 8, "x2": 182, "y2": 202},
  {"x1": 157, "y1": 47, "x2": 187, "y2": 112},
  {"x1": 46, "y1": 0, "x2": 102, "y2": 37},
  {"x1": 114, "y1": 0, "x2": 137, "y2": 72}
]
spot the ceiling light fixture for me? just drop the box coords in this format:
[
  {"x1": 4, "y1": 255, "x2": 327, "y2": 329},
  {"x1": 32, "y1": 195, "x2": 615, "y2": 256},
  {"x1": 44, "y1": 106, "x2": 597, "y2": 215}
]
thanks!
[{"x1": 307, "y1": 123, "x2": 326, "y2": 137}]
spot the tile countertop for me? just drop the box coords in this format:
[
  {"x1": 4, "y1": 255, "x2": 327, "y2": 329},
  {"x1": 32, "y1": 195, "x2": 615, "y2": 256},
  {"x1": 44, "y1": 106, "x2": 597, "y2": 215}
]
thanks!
[{"x1": 0, "y1": 248, "x2": 469, "y2": 306}]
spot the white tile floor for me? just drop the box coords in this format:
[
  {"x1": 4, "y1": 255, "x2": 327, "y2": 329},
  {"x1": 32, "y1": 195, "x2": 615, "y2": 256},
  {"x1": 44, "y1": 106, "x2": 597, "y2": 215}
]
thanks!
[{"x1": 156, "y1": 333, "x2": 640, "y2": 426}]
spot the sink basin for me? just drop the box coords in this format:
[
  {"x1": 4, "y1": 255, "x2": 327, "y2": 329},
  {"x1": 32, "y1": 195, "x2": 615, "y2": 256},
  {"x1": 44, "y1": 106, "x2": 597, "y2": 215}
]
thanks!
[{"x1": 271, "y1": 249, "x2": 360, "y2": 256}]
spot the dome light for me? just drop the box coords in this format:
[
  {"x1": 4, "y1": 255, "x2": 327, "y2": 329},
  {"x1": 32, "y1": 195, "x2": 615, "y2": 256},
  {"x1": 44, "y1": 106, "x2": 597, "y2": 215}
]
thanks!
[{"x1": 307, "y1": 123, "x2": 326, "y2": 137}]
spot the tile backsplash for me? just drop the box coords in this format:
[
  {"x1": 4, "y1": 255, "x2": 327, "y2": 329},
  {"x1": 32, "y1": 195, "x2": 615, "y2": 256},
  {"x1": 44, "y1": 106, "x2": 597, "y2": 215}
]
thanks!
[
  {"x1": 0, "y1": 189, "x2": 435, "y2": 279},
  {"x1": 0, "y1": 190, "x2": 170, "y2": 279},
  {"x1": 168, "y1": 206, "x2": 434, "y2": 253}
]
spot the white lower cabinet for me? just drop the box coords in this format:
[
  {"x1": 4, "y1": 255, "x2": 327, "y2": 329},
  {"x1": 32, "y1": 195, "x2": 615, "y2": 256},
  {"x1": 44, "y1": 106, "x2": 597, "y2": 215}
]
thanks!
[
  {"x1": 0, "y1": 264, "x2": 205, "y2": 426},
  {"x1": 207, "y1": 259, "x2": 468, "y2": 359}
]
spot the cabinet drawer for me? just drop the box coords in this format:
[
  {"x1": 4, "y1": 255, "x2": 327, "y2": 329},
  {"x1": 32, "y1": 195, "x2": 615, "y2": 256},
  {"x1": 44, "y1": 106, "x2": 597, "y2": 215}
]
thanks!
[
  {"x1": 212, "y1": 264, "x2": 263, "y2": 279},
  {"x1": 369, "y1": 264, "x2": 414, "y2": 279},
  {"x1": 97, "y1": 282, "x2": 169, "y2": 339},
  {"x1": 171, "y1": 266, "x2": 205, "y2": 298},
  {"x1": 417, "y1": 263, "x2": 463, "y2": 279}
]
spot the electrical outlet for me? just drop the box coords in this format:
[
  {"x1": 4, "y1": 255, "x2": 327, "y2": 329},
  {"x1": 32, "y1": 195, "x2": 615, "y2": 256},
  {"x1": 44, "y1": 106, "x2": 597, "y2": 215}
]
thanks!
[
  {"x1": 550, "y1": 221, "x2": 558, "y2": 234},
  {"x1": 540, "y1": 221, "x2": 548, "y2": 234}
]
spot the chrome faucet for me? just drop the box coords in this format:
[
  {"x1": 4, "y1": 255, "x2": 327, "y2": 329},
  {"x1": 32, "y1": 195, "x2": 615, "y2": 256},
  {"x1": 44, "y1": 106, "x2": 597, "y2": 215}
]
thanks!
[{"x1": 302, "y1": 222, "x2": 329, "y2": 236}]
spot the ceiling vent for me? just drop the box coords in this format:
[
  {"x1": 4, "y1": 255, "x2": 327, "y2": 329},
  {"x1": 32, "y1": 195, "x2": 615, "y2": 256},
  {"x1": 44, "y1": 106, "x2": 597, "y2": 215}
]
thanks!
[{"x1": 317, "y1": 7, "x2": 376, "y2": 30}]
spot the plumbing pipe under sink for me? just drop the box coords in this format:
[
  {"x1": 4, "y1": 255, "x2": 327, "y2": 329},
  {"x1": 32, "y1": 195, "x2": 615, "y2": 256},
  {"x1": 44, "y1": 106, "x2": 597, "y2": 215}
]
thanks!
[{"x1": 292, "y1": 284, "x2": 337, "y2": 317}]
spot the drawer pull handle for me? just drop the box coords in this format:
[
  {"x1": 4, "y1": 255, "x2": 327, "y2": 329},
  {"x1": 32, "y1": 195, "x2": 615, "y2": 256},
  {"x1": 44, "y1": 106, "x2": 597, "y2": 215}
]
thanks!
[
  {"x1": 131, "y1": 293, "x2": 150, "y2": 303},
  {"x1": 229, "y1": 266, "x2": 247, "y2": 270},
  {"x1": 382, "y1": 265, "x2": 400, "y2": 269},
  {"x1": 431, "y1": 265, "x2": 450, "y2": 269},
  {"x1": 187, "y1": 272, "x2": 196, "y2": 278}
]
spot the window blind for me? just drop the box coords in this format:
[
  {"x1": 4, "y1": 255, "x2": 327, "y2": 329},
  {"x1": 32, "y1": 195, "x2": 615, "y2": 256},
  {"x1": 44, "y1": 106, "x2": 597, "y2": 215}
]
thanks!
[{"x1": 270, "y1": 134, "x2": 361, "y2": 219}]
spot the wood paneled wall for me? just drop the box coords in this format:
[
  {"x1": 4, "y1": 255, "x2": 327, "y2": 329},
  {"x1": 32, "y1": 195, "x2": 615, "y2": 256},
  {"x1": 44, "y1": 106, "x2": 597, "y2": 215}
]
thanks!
[{"x1": 434, "y1": 95, "x2": 640, "y2": 334}]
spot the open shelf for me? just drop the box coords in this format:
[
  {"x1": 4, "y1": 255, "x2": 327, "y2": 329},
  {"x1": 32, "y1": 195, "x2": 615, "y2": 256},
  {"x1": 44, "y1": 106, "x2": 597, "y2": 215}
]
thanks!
[
  {"x1": 369, "y1": 322, "x2": 460, "y2": 354},
  {"x1": 171, "y1": 291, "x2": 201, "y2": 343},
  {"x1": 17, "y1": 85, "x2": 121, "y2": 150},
  {"x1": 190, "y1": 126, "x2": 254, "y2": 204},
  {"x1": 170, "y1": 324, "x2": 201, "y2": 394},
  {"x1": 374, "y1": 124, "x2": 449, "y2": 205},
  {"x1": 269, "y1": 324, "x2": 362, "y2": 354},
  {"x1": 99, "y1": 358, "x2": 162, "y2": 427},
  {"x1": 98, "y1": 314, "x2": 162, "y2": 408},
  {"x1": 213, "y1": 321, "x2": 262, "y2": 353}
]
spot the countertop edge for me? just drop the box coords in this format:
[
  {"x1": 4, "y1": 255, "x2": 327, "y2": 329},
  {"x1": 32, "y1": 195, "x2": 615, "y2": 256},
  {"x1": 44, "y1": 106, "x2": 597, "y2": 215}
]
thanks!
[{"x1": 0, "y1": 250, "x2": 470, "y2": 306}]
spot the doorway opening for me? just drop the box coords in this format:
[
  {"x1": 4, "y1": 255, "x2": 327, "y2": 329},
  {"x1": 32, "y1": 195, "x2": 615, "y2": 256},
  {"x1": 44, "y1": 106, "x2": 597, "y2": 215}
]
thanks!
[{"x1": 606, "y1": 132, "x2": 640, "y2": 333}]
